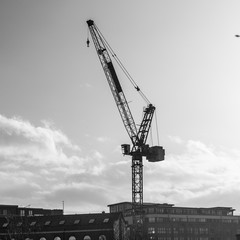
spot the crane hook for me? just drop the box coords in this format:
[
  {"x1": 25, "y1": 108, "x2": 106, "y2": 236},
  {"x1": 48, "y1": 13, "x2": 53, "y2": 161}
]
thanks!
[
  {"x1": 135, "y1": 86, "x2": 140, "y2": 91},
  {"x1": 86, "y1": 38, "x2": 90, "y2": 47}
]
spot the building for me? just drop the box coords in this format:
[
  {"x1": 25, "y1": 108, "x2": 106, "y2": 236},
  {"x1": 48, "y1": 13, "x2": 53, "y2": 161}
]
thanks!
[
  {"x1": 0, "y1": 204, "x2": 63, "y2": 217},
  {"x1": 108, "y1": 202, "x2": 240, "y2": 240},
  {"x1": 236, "y1": 233, "x2": 240, "y2": 240},
  {"x1": 0, "y1": 212, "x2": 128, "y2": 240}
]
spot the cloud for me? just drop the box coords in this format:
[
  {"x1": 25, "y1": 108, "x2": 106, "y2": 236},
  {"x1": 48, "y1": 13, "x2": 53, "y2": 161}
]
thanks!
[
  {"x1": 144, "y1": 137, "x2": 240, "y2": 212},
  {"x1": 96, "y1": 136, "x2": 110, "y2": 143},
  {"x1": 0, "y1": 114, "x2": 131, "y2": 212},
  {"x1": 0, "y1": 115, "x2": 80, "y2": 166},
  {"x1": 1, "y1": 114, "x2": 240, "y2": 214},
  {"x1": 0, "y1": 115, "x2": 104, "y2": 209},
  {"x1": 168, "y1": 135, "x2": 184, "y2": 144}
]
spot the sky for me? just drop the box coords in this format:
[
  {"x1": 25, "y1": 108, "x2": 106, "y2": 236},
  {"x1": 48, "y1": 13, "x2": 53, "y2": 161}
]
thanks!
[{"x1": 1, "y1": 0, "x2": 240, "y2": 214}]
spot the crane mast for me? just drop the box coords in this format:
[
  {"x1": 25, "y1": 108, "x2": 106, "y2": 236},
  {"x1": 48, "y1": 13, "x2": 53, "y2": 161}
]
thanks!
[{"x1": 87, "y1": 20, "x2": 165, "y2": 240}]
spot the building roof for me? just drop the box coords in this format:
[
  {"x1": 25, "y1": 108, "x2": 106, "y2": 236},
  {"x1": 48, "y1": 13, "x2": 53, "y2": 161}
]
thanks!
[
  {"x1": 0, "y1": 212, "x2": 124, "y2": 233},
  {"x1": 108, "y1": 201, "x2": 174, "y2": 207},
  {"x1": 108, "y1": 201, "x2": 234, "y2": 210}
]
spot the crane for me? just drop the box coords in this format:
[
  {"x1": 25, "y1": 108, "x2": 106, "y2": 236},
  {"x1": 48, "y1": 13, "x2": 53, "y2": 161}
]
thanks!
[{"x1": 86, "y1": 19, "x2": 165, "y2": 240}]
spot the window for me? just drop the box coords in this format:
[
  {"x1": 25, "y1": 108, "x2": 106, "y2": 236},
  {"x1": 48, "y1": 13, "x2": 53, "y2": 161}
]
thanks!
[
  {"x1": 216, "y1": 210, "x2": 222, "y2": 215},
  {"x1": 175, "y1": 209, "x2": 182, "y2": 214},
  {"x1": 69, "y1": 236, "x2": 76, "y2": 240},
  {"x1": 222, "y1": 219, "x2": 231, "y2": 223},
  {"x1": 17, "y1": 222, "x2": 22, "y2": 227},
  {"x1": 156, "y1": 208, "x2": 164, "y2": 213},
  {"x1": 202, "y1": 209, "x2": 210, "y2": 215},
  {"x1": 74, "y1": 219, "x2": 80, "y2": 224},
  {"x1": 148, "y1": 208, "x2": 155, "y2": 214},
  {"x1": 99, "y1": 236, "x2": 106, "y2": 240},
  {"x1": 2, "y1": 223, "x2": 9, "y2": 228},
  {"x1": 199, "y1": 228, "x2": 208, "y2": 234},
  {"x1": 190, "y1": 209, "x2": 197, "y2": 214},
  {"x1": 103, "y1": 218, "x2": 109, "y2": 223},
  {"x1": 89, "y1": 219, "x2": 95, "y2": 223},
  {"x1": 179, "y1": 228, "x2": 184, "y2": 234},
  {"x1": 30, "y1": 221, "x2": 36, "y2": 226},
  {"x1": 188, "y1": 218, "x2": 196, "y2": 222},
  {"x1": 211, "y1": 210, "x2": 216, "y2": 215},
  {"x1": 40, "y1": 238, "x2": 46, "y2": 240},
  {"x1": 28, "y1": 210, "x2": 33, "y2": 216},
  {"x1": 20, "y1": 210, "x2": 25, "y2": 216},
  {"x1": 54, "y1": 237, "x2": 61, "y2": 240},
  {"x1": 3, "y1": 210, "x2": 7, "y2": 215},
  {"x1": 166, "y1": 228, "x2": 171, "y2": 234},
  {"x1": 149, "y1": 217, "x2": 155, "y2": 223},
  {"x1": 157, "y1": 228, "x2": 165, "y2": 234},
  {"x1": 156, "y1": 217, "x2": 163, "y2": 222},
  {"x1": 44, "y1": 221, "x2": 51, "y2": 226},
  {"x1": 59, "y1": 220, "x2": 65, "y2": 225},
  {"x1": 187, "y1": 228, "x2": 193, "y2": 234},
  {"x1": 83, "y1": 236, "x2": 91, "y2": 240},
  {"x1": 173, "y1": 228, "x2": 178, "y2": 234},
  {"x1": 148, "y1": 227, "x2": 155, "y2": 234}
]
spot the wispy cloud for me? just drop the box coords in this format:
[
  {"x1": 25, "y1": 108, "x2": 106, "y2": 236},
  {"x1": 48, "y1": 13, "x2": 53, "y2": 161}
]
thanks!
[
  {"x1": 145, "y1": 136, "x2": 240, "y2": 212},
  {"x1": 96, "y1": 136, "x2": 110, "y2": 143},
  {"x1": 0, "y1": 114, "x2": 107, "y2": 211}
]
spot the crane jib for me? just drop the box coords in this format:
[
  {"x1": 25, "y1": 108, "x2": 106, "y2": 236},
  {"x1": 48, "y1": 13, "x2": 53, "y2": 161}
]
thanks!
[{"x1": 107, "y1": 62, "x2": 122, "y2": 93}]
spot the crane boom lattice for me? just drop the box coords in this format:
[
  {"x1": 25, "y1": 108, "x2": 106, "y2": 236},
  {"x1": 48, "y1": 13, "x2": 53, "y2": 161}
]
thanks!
[{"x1": 86, "y1": 19, "x2": 165, "y2": 240}]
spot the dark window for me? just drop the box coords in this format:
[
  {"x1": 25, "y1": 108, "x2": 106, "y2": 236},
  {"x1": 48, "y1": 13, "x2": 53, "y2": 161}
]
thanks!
[
  {"x1": 148, "y1": 227, "x2": 155, "y2": 234},
  {"x1": 74, "y1": 219, "x2": 80, "y2": 224},
  {"x1": 103, "y1": 218, "x2": 109, "y2": 223},
  {"x1": 17, "y1": 222, "x2": 22, "y2": 227},
  {"x1": 69, "y1": 236, "x2": 76, "y2": 240},
  {"x1": 148, "y1": 217, "x2": 155, "y2": 223},
  {"x1": 30, "y1": 221, "x2": 36, "y2": 226},
  {"x1": 2, "y1": 223, "x2": 9, "y2": 228},
  {"x1": 148, "y1": 208, "x2": 154, "y2": 214},
  {"x1": 44, "y1": 221, "x2": 51, "y2": 226},
  {"x1": 99, "y1": 235, "x2": 106, "y2": 240},
  {"x1": 89, "y1": 219, "x2": 95, "y2": 223},
  {"x1": 83, "y1": 236, "x2": 91, "y2": 240}
]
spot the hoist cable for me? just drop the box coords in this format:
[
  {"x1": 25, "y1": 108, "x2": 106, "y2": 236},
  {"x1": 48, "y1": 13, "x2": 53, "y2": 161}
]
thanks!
[
  {"x1": 95, "y1": 24, "x2": 151, "y2": 105},
  {"x1": 155, "y1": 109, "x2": 160, "y2": 146}
]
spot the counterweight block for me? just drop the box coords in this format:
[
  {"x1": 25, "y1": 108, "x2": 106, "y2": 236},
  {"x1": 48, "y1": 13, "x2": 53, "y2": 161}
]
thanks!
[{"x1": 147, "y1": 146, "x2": 165, "y2": 162}]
